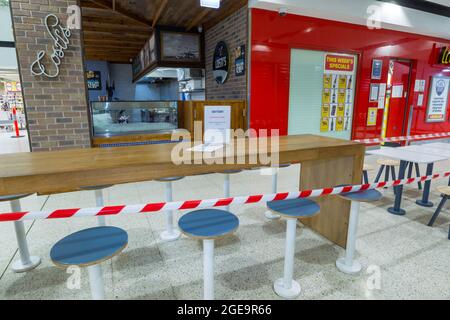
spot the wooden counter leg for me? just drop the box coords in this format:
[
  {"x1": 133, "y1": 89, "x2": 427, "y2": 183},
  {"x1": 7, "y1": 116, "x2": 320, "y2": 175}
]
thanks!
[{"x1": 299, "y1": 154, "x2": 363, "y2": 248}]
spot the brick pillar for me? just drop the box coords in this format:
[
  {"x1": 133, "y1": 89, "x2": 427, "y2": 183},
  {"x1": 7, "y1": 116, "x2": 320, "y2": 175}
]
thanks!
[{"x1": 10, "y1": 0, "x2": 91, "y2": 151}]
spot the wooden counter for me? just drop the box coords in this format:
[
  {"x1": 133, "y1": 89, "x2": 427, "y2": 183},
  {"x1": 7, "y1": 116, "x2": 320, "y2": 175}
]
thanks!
[{"x1": 0, "y1": 134, "x2": 364, "y2": 247}]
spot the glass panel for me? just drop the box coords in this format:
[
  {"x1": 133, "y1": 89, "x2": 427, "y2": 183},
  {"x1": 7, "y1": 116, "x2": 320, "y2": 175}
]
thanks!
[
  {"x1": 288, "y1": 49, "x2": 357, "y2": 140},
  {"x1": 90, "y1": 101, "x2": 178, "y2": 136}
]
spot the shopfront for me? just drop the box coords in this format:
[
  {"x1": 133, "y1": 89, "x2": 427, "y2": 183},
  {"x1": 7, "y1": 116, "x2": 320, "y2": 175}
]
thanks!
[{"x1": 249, "y1": 6, "x2": 450, "y2": 141}]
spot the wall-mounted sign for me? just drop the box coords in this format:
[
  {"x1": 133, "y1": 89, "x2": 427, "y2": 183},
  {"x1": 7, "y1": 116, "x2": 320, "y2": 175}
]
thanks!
[
  {"x1": 324, "y1": 53, "x2": 355, "y2": 74},
  {"x1": 371, "y1": 59, "x2": 383, "y2": 79},
  {"x1": 367, "y1": 107, "x2": 378, "y2": 126},
  {"x1": 213, "y1": 41, "x2": 229, "y2": 84},
  {"x1": 86, "y1": 71, "x2": 101, "y2": 90},
  {"x1": 235, "y1": 45, "x2": 245, "y2": 77},
  {"x1": 438, "y1": 46, "x2": 449, "y2": 65},
  {"x1": 30, "y1": 14, "x2": 71, "y2": 78},
  {"x1": 414, "y1": 79, "x2": 426, "y2": 92},
  {"x1": 426, "y1": 76, "x2": 450, "y2": 122},
  {"x1": 369, "y1": 83, "x2": 379, "y2": 102}
]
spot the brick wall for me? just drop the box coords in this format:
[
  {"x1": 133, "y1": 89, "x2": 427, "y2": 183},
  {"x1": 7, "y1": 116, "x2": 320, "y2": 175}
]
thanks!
[
  {"x1": 205, "y1": 6, "x2": 248, "y2": 100},
  {"x1": 10, "y1": 0, "x2": 90, "y2": 151}
]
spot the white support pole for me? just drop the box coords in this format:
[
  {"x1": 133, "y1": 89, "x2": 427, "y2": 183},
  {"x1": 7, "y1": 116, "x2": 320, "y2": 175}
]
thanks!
[
  {"x1": 160, "y1": 181, "x2": 180, "y2": 241},
  {"x1": 274, "y1": 218, "x2": 301, "y2": 299},
  {"x1": 10, "y1": 199, "x2": 41, "y2": 273},
  {"x1": 95, "y1": 189, "x2": 106, "y2": 227},
  {"x1": 203, "y1": 239, "x2": 215, "y2": 300},
  {"x1": 336, "y1": 201, "x2": 362, "y2": 274},
  {"x1": 87, "y1": 264, "x2": 105, "y2": 300},
  {"x1": 265, "y1": 168, "x2": 281, "y2": 220},
  {"x1": 223, "y1": 174, "x2": 230, "y2": 211}
]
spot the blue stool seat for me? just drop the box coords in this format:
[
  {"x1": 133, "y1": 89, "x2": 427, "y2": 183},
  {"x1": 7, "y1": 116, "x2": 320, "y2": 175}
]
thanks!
[
  {"x1": 178, "y1": 209, "x2": 239, "y2": 239},
  {"x1": 156, "y1": 176, "x2": 184, "y2": 182},
  {"x1": 80, "y1": 185, "x2": 113, "y2": 191},
  {"x1": 339, "y1": 189, "x2": 383, "y2": 202},
  {"x1": 0, "y1": 194, "x2": 32, "y2": 202},
  {"x1": 220, "y1": 170, "x2": 242, "y2": 174},
  {"x1": 267, "y1": 198, "x2": 320, "y2": 218},
  {"x1": 50, "y1": 226, "x2": 128, "y2": 267}
]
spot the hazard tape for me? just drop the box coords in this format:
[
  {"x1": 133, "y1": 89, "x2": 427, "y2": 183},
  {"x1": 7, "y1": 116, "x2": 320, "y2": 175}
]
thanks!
[
  {"x1": 354, "y1": 132, "x2": 450, "y2": 144},
  {"x1": 0, "y1": 171, "x2": 449, "y2": 223}
]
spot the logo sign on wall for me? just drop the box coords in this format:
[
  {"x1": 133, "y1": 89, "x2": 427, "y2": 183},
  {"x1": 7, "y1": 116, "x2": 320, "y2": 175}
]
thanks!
[
  {"x1": 426, "y1": 76, "x2": 450, "y2": 122},
  {"x1": 235, "y1": 45, "x2": 245, "y2": 77},
  {"x1": 30, "y1": 14, "x2": 71, "y2": 78},
  {"x1": 213, "y1": 41, "x2": 229, "y2": 84},
  {"x1": 438, "y1": 46, "x2": 449, "y2": 65}
]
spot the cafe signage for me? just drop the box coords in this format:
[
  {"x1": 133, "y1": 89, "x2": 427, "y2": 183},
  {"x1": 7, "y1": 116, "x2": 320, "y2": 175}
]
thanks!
[
  {"x1": 426, "y1": 76, "x2": 449, "y2": 123},
  {"x1": 324, "y1": 54, "x2": 355, "y2": 74},
  {"x1": 30, "y1": 14, "x2": 71, "y2": 78},
  {"x1": 438, "y1": 46, "x2": 450, "y2": 65},
  {"x1": 213, "y1": 41, "x2": 229, "y2": 84}
]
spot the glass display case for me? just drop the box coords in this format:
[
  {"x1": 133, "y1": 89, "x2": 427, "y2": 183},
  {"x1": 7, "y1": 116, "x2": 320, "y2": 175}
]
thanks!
[{"x1": 90, "y1": 101, "x2": 179, "y2": 136}]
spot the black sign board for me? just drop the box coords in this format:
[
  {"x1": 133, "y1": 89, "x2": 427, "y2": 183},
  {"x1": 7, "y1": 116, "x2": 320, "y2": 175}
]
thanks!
[
  {"x1": 213, "y1": 41, "x2": 229, "y2": 84},
  {"x1": 86, "y1": 71, "x2": 101, "y2": 90},
  {"x1": 235, "y1": 44, "x2": 245, "y2": 77}
]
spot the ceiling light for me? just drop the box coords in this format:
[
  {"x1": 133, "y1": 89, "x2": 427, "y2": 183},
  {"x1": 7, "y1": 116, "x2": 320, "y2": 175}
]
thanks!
[{"x1": 200, "y1": 0, "x2": 220, "y2": 9}]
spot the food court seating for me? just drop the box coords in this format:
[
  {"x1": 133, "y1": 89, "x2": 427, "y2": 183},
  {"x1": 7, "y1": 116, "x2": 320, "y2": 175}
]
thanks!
[
  {"x1": 266, "y1": 198, "x2": 320, "y2": 298},
  {"x1": 178, "y1": 209, "x2": 239, "y2": 300},
  {"x1": 374, "y1": 159, "x2": 399, "y2": 183},
  {"x1": 156, "y1": 177, "x2": 185, "y2": 241},
  {"x1": 80, "y1": 185, "x2": 113, "y2": 226},
  {"x1": 220, "y1": 170, "x2": 242, "y2": 211},
  {"x1": 50, "y1": 226, "x2": 128, "y2": 300},
  {"x1": 264, "y1": 164, "x2": 291, "y2": 220},
  {"x1": 427, "y1": 186, "x2": 450, "y2": 240}
]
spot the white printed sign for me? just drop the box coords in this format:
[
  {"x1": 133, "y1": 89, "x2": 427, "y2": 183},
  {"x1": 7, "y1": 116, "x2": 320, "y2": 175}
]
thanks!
[
  {"x1": 426, "y1": 77, "x2": 449, "y2": 122},
  {"x1": 204, "y1": 105, "x2": 231, "y2": 145}
]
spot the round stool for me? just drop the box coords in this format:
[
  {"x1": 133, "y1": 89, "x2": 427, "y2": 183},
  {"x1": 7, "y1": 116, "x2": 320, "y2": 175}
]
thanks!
[
  {"x1": 374, "y1": 159, "x2": 399, "y2": 186},
  {"x1": 335, "y1": 188, "x2": 383, "y2": 274},
  {"x1": 80, "y1": 185, "x2": 113, "y2": 227},
  {"x1": 266, "y1": 198, "x2": 320, "y2": 299},
  {"x1": 178, "y1": 209, "x2": 239, "y2": 300},
  {"x1": 427, "y1": 186, "x2": 450, "y2": 240},
  {"x1": 264, "y1": 164, "x2": 291, "y2": 220},
  {"x1": 219, "y1": 170, "x2": 242, "y2": 211},
  {"x1": 50, "y1": 226, "x2": 128, "y2": 300},
  {"x1": 156, "y1": 176, "x2": 184, "y2": 242},
  {"x1": 0, "y1": 194, "x2": 41, "y2": 273},
  {"x1": 362, "y1": 164, "x2": 373, "y2": 184}
]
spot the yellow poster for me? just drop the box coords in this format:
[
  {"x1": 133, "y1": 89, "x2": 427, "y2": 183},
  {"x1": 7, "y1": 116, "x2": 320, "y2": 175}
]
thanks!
[
  {"x1": 336, "y1": 117, "x2": 344, "y2": 131},
  {"x1": 338, "y1": 75, "x2": 347, "y2": 89},
  {"x1": 322, "y1": 89, "x2": 331, "y2": 104},
  {"x1": 367, "y1": 107, "x2": 378, "y2": 126},
  {"x1": 320, "y1": 117, "x2": 329, "y2": 132},
  {"x1": 322, "y1": 104, "x2": 330, "y2": 117},
  {"x1": 337, "y1": 104, "x2": 345, "y2": 117},
  {"x1": 323, "y1": 74, "x2": 332, "y2": 89},
  {"x1": 338, "y1": 89, "x2": 346, "y2": 104}
]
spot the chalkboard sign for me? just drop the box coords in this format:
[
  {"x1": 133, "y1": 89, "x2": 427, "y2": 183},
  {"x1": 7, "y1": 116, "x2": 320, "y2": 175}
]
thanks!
[{"x1": 213, "y1": 41, "x2": 229, "y2": 84}]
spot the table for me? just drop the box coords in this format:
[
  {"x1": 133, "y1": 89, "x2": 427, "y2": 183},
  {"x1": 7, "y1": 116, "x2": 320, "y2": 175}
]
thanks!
[
  {"x1": 0, "y1": 134, "x2": 365, "y2": 248},
  {"x1": 367, "y1": 147, "x2": 448, "y2": 215}
]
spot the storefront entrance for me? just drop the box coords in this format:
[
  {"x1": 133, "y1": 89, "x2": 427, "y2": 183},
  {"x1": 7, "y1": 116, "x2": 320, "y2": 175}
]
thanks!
[{"x1": 384, "y1": 59, "x2": 412, "y2": 139}]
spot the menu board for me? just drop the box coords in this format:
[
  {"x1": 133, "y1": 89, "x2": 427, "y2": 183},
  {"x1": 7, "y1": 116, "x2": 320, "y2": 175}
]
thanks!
[{"x1": 320, "y1": 53, "x2": 355, "y2": 132}]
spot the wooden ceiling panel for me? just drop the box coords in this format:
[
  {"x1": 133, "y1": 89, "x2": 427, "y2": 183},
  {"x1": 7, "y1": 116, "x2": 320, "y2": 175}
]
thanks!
[{"x1": 81, "y1": 0, "x2": 248, "y2": 63}]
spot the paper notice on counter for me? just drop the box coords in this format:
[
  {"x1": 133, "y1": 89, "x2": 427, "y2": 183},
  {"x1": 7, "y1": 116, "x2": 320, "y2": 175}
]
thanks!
[
  {"x1": 204, "y1": 105, "x2": 231, "y2": 145},
  {"x1": 187, "y1": 143, "x2": 224, "y2": 152}
]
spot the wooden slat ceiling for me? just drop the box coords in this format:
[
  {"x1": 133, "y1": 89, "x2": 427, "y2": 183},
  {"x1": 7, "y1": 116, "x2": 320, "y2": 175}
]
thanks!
[{"x1": 81, "y1": 0, "x2": 248, "y2": 63}]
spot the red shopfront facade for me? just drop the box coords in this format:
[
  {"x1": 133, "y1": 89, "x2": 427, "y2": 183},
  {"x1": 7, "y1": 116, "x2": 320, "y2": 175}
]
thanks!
[{"x1": 250, "y1": 8, "x2": 450, "y2": 140}]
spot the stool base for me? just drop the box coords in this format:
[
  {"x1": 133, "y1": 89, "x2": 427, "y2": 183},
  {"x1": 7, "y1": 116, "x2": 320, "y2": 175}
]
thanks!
[
  {"x1": 335, "y1": 257, "x2": 361, "y2": 275},
  {"x1": 387, "y1": 207, "x2": 406, "y2": 216},
  {"x1": 11, "y1": 256, "x2": 41, "y2": 273},
  {"x1": 264, "y1": 210, "x2": 281, "y2": 220},
  {"x1": 160, "y1": 229, "x2": 181, "y2": 242},
  {"x1": 415, "y1": 200, "x2": 434, "y2": 208},
  {"x1": 273, "y1": 278, "x2": 301, "y2": 299}
]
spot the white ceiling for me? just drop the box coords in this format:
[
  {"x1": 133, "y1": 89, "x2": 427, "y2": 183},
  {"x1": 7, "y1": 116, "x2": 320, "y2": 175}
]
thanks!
[{"x1": 249, "y1": 0, "x2": 450, "y2": 40}]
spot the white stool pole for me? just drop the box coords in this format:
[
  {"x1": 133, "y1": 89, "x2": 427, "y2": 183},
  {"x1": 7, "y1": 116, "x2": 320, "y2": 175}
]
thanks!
[
  {"x1": 95, "y1": 189, "x2": 106, "y2": 227},
  {"x1": 223, "y1": 174, "x2": 230, "y2": 211},
  {"x1": 160, "y1": 181, "x2": 181, "y2": 241},
  {"x1": 336, "y1": 201, "x2": 362, "y2": 274},
  {"x1": 10, "y1": 199, "x2": 41, "y2": 273},
  {"x1": 274, "y1": 218, "x2": 301, "y2": 298},
  {"x1": 203, "y1": 239, "x2": 215, "y2": 300},
  {"x1": 265, "y1": 168, "x2": 281, "y2": 220},
  {"x1": 87, "y1": 264, "x2": 105, "y2": 300}
]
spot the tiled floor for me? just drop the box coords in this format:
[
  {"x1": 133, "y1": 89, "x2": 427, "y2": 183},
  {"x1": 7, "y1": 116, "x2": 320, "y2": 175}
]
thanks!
[
  {"x1": 0, "y1": 150, "x2": 449, "y2": 300},
  {"x1": 0, "y1": 131, "x2": 30, "y2": 154}
]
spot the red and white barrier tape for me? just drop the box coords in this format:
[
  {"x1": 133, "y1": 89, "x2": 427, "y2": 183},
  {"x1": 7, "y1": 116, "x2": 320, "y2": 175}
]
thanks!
[
  {"x1": 0, "y1": 171, "x2": 449, "y2": 223},
  {"x1": 354, "y1": 132, "x2": 450, "y2": 144}
]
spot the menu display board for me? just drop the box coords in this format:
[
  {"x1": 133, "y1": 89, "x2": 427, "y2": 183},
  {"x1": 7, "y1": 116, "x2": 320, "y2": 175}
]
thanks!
[
  {"x1": 320, "y1": 53, "x2": 356, "y2": 133},
  {"x1": 426, "y1": 76, "x2": 449, "y2": 122}
]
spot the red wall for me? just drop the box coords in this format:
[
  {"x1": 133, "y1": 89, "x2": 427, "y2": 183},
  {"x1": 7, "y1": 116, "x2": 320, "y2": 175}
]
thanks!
[{"x1": 250, "y1": 8, "x2": 450, "y2": 139}]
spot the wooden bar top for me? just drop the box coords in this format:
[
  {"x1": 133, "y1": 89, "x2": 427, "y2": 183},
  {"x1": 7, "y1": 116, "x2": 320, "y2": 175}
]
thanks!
[{"x1": 0, "y1": 134, "x2": 364, "y2": 196}]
